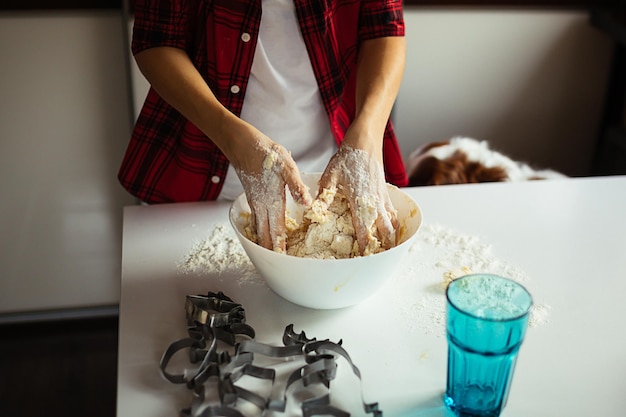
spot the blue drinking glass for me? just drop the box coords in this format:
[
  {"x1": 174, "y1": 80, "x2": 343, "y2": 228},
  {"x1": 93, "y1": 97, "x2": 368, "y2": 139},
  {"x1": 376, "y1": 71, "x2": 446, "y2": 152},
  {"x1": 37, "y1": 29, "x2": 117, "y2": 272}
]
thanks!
[{"x1": 444, "y1": 274, "x2": 532, "y2": 417}]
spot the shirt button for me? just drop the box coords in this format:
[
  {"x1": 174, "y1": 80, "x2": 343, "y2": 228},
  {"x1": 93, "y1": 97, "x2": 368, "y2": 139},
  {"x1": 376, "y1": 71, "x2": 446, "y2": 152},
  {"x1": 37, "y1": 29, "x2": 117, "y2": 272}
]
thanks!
[
  {"x1": 230, "y1": 85, "x2": 240, "y2": 94},
  {"x1": 241, "y1": 32, "x2": 251, "y2": 42},
  {"x1": 211, "y1": 176, "x2": 221, "y2": 184}
]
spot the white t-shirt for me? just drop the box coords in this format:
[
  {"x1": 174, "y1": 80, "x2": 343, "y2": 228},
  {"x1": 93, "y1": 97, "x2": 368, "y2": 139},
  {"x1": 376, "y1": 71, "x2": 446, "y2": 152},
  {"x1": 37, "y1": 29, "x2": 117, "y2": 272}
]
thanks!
[{"x1": 218, "y1": 0, "x2": 336, "y2": 200}]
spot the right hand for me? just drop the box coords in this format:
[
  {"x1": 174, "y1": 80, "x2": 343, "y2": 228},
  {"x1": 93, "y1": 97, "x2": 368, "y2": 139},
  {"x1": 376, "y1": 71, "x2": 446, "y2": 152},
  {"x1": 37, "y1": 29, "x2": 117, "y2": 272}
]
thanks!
[
  {"x1": 133, "y1": 48, "x2": 312, "y2": 250},
  {"x1": 316, "y1": 144, "x2": 398, "y2": 255},
  {"x1": 232, "y1": 131, "x2": 312, "y2": 253}
]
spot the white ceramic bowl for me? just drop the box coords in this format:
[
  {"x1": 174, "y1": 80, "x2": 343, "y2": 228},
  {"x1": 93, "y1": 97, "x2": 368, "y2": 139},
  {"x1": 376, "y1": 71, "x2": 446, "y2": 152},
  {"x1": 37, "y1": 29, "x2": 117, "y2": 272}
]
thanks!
[{"x1": 229, "y1": 173, "x2": 423, "y2": 309}]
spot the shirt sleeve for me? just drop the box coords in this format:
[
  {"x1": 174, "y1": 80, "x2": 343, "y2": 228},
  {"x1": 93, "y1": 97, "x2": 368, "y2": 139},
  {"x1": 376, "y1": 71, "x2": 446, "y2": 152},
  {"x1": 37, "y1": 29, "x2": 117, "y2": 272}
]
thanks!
[
  {"x1": 358, "y1": 0, "x2": 405, "y2": 41},
  {"x1": 131, "y1": 0, "x2": 201, "y2": 56}
]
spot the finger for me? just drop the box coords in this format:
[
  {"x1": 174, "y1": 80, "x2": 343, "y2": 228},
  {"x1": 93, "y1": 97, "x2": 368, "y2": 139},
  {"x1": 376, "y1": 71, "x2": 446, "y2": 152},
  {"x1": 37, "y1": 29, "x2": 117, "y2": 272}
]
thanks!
[
  {"x1": 248, "y1": 205, "x2": 259, "y2": 242},
  {"x1": 267, "y1": 186, "x2": 287, "y2": 252},
  {"x1": 349, "y1": 194, "x2": 377, "y2": 255},
  {"x1": 352, "y1": 212, "x2": 371, "y2": 255},
  {"x1": 318, "y1": 160, "x2": 340, "y2": 195},
  {"x1": 252, "y1": 203, "x2": 272, "y2": 250},
  {"x1": 289, "y1": 182, "x2": 312, "y2": 207},
  {"x1": 374, "y1": 178, "x2": 398, "y2": 249},
  {"x1": 375, "y1": 207, "x2": 396, "y2": 250},
  {"x1": 282, "y1": 163, "x2": 312, "y2": 207},
  {"x1": 315, "y1": 162, "x2": 340, "y2": 213},
  {"x1": 385, "y1": 198, "x2": 399, "y2": 231}
]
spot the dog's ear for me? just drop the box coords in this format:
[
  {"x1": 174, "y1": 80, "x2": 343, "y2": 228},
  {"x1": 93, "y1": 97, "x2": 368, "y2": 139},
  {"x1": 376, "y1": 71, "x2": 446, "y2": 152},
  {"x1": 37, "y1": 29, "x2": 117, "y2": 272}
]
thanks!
[
  {"x1": 408, "y1": 151, "x2": 509, "y2": 186},
  {"x1": 408, "y1": 155, "x2": 439, "y2": 186},
  {"x1": 464, "y1": 161, "x2": 509, "y2": 183},
  {"x1": 408, "y1": 153, "x2": 468, "y2": 186}
]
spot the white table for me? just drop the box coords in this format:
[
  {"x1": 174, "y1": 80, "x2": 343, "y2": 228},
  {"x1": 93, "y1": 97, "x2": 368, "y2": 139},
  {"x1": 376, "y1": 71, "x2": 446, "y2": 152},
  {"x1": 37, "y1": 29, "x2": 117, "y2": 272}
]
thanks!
[{"x1": 117, "y1": 176, "x2": 626, "y2": 417}]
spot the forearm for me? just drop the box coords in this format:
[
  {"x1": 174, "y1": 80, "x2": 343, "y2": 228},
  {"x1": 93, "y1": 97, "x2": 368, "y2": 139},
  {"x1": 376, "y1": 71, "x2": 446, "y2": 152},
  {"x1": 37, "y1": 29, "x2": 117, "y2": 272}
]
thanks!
[
  {"x1": 134, "y1": 46, "x2": 250, "y2": 165},
  {"x1": 345, "y1": 36, "x2": 406, "y2": 162}
]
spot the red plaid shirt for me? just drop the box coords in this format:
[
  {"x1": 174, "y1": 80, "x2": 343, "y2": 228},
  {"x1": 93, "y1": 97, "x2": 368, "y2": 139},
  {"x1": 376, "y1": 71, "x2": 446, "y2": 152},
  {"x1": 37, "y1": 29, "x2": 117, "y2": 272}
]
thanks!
[{"x1": 119, "y1": 0, "x2": 408, "y2": 203}]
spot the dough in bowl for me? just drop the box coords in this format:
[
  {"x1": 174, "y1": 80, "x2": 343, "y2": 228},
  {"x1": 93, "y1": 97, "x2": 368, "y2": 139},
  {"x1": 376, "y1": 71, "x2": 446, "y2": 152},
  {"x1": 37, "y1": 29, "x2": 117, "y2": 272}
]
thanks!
[{"x1": 245, "y1": 187, "x2": 388, "y2": 259}]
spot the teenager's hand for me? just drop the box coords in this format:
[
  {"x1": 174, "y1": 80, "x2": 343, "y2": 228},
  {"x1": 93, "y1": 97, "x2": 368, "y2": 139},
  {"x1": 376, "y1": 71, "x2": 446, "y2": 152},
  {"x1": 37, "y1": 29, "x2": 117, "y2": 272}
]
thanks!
[
  {"x1": 317, "y1": 144, "x2": 397, "y2": 254},
  {"x1": 234, "y1": 135, "x2": 312, "y2": 252}
]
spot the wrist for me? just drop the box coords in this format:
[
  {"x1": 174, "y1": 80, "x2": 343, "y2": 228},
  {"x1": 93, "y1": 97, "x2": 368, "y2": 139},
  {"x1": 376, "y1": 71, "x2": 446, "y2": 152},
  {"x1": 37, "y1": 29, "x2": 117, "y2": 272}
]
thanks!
[
  {"x1": 211, "y1": 112, "x2": 257, "y2": 168},
  {"x1": 342, "y1": 119, "x2": 385, "y2": 164}
]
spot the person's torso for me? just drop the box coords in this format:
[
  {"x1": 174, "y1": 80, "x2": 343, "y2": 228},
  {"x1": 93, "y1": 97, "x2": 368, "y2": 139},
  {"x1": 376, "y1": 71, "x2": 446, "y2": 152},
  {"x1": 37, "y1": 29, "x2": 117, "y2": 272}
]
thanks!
[
  {"x1": 120, "y1": 0, "x2": 407, "y2": 203},
  {"x1": 218, "y1": 0, "x2": 336, "y2": 200}
]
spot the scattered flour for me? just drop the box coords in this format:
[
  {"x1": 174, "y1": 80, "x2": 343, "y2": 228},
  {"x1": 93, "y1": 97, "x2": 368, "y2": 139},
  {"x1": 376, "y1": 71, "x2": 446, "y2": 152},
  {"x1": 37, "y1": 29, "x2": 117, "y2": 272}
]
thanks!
[
  {"x1": 177, "y1": 222, "x2": 551, "y2": 332},
  {"x1": 528, "y1": 303, "x2": 552, "y2": 327},
  {"x1": 177, "y1": 224, "x2": 262, "y2": 287},
  {"x1": 393, "y1": 223, "x2": 550, "y2": 337}
]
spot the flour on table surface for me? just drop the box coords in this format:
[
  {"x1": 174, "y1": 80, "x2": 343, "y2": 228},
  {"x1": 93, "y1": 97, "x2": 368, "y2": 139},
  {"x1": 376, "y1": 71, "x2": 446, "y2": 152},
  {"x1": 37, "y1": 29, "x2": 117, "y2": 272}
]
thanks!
[
  {"x1": 528, "y1": 303, "x2": 552, "y2": 327},
  {"x1": 392, "y1": 223, "x2": 550, "y2": 337},
  {"x1": 177, "y1": 224, "x2": 263, "y2": 287},
  {"x1": 177, "y1": 222, "x2": 551, "y2": 332}
]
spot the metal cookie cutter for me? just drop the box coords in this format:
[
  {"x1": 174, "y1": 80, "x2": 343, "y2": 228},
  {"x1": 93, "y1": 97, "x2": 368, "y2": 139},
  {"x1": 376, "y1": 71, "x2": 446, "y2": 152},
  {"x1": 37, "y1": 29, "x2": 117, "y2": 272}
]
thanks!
[
  {"x1": 160, "y1": 292, "x2": 255, "y2": 386},
  {"x1": 160, "y1": 291, "x2": 382, "y2": 416}
]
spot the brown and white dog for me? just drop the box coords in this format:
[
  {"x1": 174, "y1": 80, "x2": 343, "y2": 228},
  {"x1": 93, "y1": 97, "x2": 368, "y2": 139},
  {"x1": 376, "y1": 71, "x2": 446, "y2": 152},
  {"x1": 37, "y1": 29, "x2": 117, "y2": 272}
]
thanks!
[{"x1": 407, "y1": 137, "x2": 566, "y2": 186}]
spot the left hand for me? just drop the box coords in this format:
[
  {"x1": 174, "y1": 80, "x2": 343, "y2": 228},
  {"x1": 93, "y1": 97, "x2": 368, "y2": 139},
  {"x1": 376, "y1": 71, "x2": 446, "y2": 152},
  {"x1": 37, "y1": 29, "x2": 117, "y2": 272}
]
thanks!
[{"x1": 316, "y1": 144, "x2": 398, "y2": 254}]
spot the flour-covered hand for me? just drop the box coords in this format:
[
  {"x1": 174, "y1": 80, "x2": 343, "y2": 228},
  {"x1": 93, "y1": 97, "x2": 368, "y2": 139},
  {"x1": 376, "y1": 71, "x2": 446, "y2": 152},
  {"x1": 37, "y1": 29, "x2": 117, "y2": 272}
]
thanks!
[
  {"x1": 317, "y1": 144, "x2": 398, "y2": 254},
  {"x1": 235, "y1": 141, "x2": 312, "y2": 252}
]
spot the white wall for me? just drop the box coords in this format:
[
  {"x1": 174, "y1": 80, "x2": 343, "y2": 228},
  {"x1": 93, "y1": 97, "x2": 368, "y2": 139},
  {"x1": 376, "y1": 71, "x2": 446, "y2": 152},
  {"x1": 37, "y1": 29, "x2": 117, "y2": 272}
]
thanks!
[
  {"x1": 395, "y1": 9, "x2": 613, "y2": 176},
  {"x1": 0, "y1": 11, "x2": 136, "y2": 317}
]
